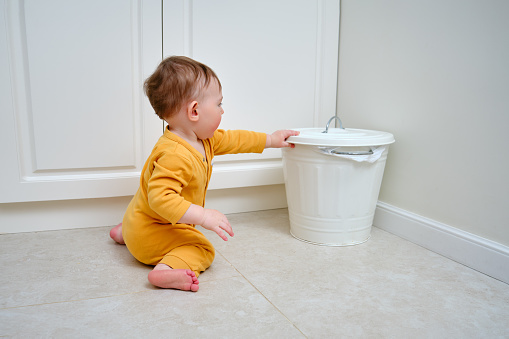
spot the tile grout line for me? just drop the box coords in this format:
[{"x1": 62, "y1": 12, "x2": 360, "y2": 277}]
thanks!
[
  {"x1": 215, "y1": 251, "x2": 308, "y2": 338},
  {"x1": 0, "y1": 290, "x2": 152, "y2": 310},
  {"x1": 1, "y1": 274, "x2": 266, "y2": 311}
]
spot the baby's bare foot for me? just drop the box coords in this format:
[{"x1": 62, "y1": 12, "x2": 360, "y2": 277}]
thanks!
[
  {"x1": 148, "y1": 265, "x2": 199, "y2": 292},
  {"x1": 109, "y1": 223, "x2": 125, "y2": 244}
]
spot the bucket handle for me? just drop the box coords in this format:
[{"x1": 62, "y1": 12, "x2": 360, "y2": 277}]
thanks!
[
  {"x1": 322, "y1": 116, "x2": 345, "y2": 133},
  {"x1": 316, "y1": 147, "x2": 374, "y2": 156}
]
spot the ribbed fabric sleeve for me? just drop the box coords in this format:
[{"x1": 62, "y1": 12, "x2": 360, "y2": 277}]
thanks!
[{"x1": 211, "y1": 129, "x2": 266, "y2": 155}]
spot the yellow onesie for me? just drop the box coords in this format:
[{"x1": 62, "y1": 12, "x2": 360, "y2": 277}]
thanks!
[{"x1": 122, "y1": 127, "x2": 266, "y2": 275}]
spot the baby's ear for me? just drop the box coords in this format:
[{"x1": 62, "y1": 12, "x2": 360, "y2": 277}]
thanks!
[{"x1": 187, "y1": 101, "x2": 199, "y2": 121}]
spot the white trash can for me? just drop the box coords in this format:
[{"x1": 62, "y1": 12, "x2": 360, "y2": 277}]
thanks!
[{"x1": 282, "y1": 117, "x2": 395, "y2": 246}]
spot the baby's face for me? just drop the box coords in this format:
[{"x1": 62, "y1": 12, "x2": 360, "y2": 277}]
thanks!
[{"x1": 195, "y1": 79, "x2": 224, "y2": 139}]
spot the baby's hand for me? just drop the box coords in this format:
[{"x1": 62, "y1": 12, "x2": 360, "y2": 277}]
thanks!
[
  {"x1": 266, "y1": 130, "x2": 300, "y2": 149},
  {"x1": 200, "y1": 209, "x2": 234, "y2": 241}
]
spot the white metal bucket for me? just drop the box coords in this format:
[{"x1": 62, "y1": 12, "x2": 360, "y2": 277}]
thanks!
[{"x1": 282, "y1": 119, "x2": 395, "y2": 246}]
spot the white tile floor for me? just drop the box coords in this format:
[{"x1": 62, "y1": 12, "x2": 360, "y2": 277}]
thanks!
[{"x1": 1, "y1": 208, "x2": 508, "y2": 338}]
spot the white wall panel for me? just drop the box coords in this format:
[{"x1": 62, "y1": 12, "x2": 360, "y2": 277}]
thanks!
[
  {"x1": 0, "y1": 0, "x2": 163, "y2": 203},
  {"x1": 162, "y1": 0, "x2": 340, "y2": 188},
  {"x1": 24, "y1": 1, "x2": 135, "y2": 170}
]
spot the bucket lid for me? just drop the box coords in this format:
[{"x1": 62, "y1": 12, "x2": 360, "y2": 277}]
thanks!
[{"x1": 286, "y1": 127, "x2": 395, "y2": 147}]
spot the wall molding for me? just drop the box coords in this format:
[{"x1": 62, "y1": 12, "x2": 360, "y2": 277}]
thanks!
[
  {"x1": 0, "y1": 185, "x2": 287, "y2": 234},
  {"x1": 209, "y1": 160, "x2": 284, "y2": 190},
  {"x1": 374, "y1": 201, "x2": 509, "y2": 284}
]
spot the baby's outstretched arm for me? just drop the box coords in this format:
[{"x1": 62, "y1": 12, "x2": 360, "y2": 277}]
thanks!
[
  {"x1": 179, "y1": 204, "x2": 233, "y2": 241},
  {"x1": 266, "y1": 130, "x2": 300, "y2": 149}
]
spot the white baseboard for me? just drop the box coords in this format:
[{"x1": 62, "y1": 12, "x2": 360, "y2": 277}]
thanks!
[
  {"x1": 205, "y1": 184, "x2": 287, "y2": 214},
  {"x1": 374, "y1": 201, "x2": 509, "y2": 285},
  {"x1": 0, "y1": 185, "x2": 287, "y2": 234},
  {"x1": 0, "y1": 196, "x2": 133, "y2": 233}
]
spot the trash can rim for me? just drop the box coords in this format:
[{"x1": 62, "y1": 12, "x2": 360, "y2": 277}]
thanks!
[{"x1": 287, "y1": 127, "x2": 395, "y2": 147}]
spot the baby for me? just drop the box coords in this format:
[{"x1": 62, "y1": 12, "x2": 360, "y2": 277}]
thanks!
[{"x1": 110, "y1": 56, "x2": 298, "y2": 291}]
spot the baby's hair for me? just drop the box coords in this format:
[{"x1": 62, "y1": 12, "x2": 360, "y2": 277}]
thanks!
[{"x1": 144, "y1": 56, "x2": 221, "y2": 120}]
